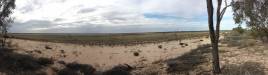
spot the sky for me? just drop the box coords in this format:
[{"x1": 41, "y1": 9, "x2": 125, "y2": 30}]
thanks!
[{"x1": 9, "y1": 0, "x2": 238, "y2": 33}]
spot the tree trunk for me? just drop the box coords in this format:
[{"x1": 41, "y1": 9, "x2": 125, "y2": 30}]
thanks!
[
  {"x1": 211, "y1": 42, "x2": 221, "y2": 73},
  {"x1": 206, "y1": 0, "x2": 221, "y2": 73},
  {"x1": 1, "y1": 31, "x2": 5, "y2": 47}
]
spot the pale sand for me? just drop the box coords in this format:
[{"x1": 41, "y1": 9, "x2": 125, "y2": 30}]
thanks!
[{"x1": 8, "y1": 37, "x2": 210, "y2": 70}]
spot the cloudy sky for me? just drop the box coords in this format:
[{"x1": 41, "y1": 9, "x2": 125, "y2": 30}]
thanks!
[{"x1": 9, "y1": 0, "x2": 237, "y2": 33}]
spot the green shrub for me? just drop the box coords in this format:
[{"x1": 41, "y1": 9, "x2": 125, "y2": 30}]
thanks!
[{"x1": 232, "y1": 25, "x2": 245, "y2": 34}]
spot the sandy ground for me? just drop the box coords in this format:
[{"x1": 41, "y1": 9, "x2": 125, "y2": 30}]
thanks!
[
  {"x1": 7, "y1": 37, "x2": 210, "y2": 71},
  {"x1": 4, "y1": 36, "x2": 268, "y2": 75}
]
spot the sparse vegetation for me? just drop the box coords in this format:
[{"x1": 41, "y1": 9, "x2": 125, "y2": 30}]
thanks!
[
  {"x1": 45, "y1": 45, "x2": 52, "y2": 49},
  {"x1": 2, "y1": 0, "x2": 268, "y2": 75},
  {"x1": 37, "y1": 57, "x2": 54, "y2": 66},
  {"x1": 10, "y1": 32, "x2": 208, "y2": 46},
  {"x1": 221, "y1": 62, "x2": 265, "y2": 75},
  {"x1": 221, "y1": 26, "x2": 257, "y2": 48},
  {"x1": 158, "y1": 45, "x2": 162, "y2": 49},
  {"x1": 184, "y1": 43, "x2": 188, "y2": 46}
]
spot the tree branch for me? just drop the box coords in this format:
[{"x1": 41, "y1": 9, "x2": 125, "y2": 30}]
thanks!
[
  {"x1": 216, "y1": 0, "x2": 231, "y2": 41},
  {"x1": 219, "y1": 5, "x2": 231, "y2": 21}
]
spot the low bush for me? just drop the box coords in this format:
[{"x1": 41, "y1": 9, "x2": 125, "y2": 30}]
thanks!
[
  {"x1": 103, "y1": 64, "x2": 133, "y2": 75},
  {"x1": 37, "y1": 57, "x2": 54, "y2": 66},
  {"x1": 133, "y1": 52, "x2": 139, "y2": 56},
  {"x1": 158, "y1": 45, "x2": 162, "y2": 49},
  {"x1": 57, "y1": 62, "x2": 96, "y2": 75}
]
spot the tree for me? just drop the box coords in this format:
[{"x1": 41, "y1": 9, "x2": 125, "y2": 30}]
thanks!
[
  {"x1": 232, "y1": 0, "x2": 268, "y2": 41},
  {"x1": 206, "y1": 0, "x2": 230, "y2": 73},
  {"x1": 0, "y1": 0, "x2": 16, "y2": 47}
]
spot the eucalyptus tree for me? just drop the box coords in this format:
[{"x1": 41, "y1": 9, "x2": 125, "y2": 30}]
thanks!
[
  {"x1": 232, "y1": 0, "x2": 268, "y2": 41},
  {"x1": 0, "y1": 0, "x2": 15, "y2": 47},
  {"x1": 206, "y1": 0, "x2": 230, "y2": 73}
]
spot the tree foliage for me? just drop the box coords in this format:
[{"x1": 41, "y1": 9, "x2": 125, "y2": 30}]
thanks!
[
  {"x1": 0, "y1": 0, "x2": 16, "y2": 47},
  {"x1": 232, "y1": 0, "x2": 268, "y2": 38}
]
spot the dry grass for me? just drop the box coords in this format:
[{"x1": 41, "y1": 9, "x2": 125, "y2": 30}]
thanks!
[
  {"x1": 131, "y1": 44, "x2": 212, "y2": 75},
  {"x1": 163, "y1": 44, "x2": 211, "y2": 74},
  {"x1": 221, "y1": 35, "x2": 257, "y2": 48},
  {"x1": 132, "y1": 40, "x2": 268, "y2": 75},
  {"x1": 221, "y1": 62, "x2": 265, "y2": 75}
]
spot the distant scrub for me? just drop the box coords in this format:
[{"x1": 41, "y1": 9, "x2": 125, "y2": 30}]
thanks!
[{"x1": 11, "y1": 32, "x2": 208, "y2": 46}]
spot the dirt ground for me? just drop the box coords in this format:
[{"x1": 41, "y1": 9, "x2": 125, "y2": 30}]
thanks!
[
  {"x1": 8, "y1": 37, "x2": 210, "y2": 71},
  {"x1": 2, "y1": 36, "x2": 268, "y2": 75}
]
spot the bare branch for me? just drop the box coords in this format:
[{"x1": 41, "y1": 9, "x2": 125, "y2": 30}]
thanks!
[
  {"x1": 219, "y1": 5, "x2": 231, "y2": 21},
  {"x1": 225, "y1": 0, "x2": 228, "y2": 6},
  {"x1": 219, "y1": 0, "x2": 232, "y2": 22}
]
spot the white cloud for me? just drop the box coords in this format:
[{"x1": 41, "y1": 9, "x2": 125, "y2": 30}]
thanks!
[
  {"x1": 141, "y1": 0, "x2": 206, "y2": 17},
  {"x1": 10, "y1": 0, "x2": 237, "y2": 33}
]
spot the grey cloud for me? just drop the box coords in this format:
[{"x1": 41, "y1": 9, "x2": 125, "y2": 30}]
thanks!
[
  {"x1": 21, "y1": 20, "x2": 53, "y2": 28},
  {"x1": 19, "y1": 6, "x2": 34, "y2": 13},
  {"x1": 18, "y1": 0, "x2": 43, "y2": 13},
  {"x1": 10, "y1": 20, "x2": 54, "y2": 33},
  {"x1": 54, "y1": 18, "x2": 64, "y2": 22},
  {"x1": 10, "y1": 21, "x2": 208, "y2": 33},
  {"x1": 11, "y1": 0, "x2": 222, "y2": 33},
  {"x1": 101, "y1": 11, "x2": 132, "y2": 24},
  {"x1": 77, "y1": 8, "x2": 96, "y2": 13},
  {"x1": 18, "y1": 0, "x2": 69, "y2": 14},
  {"x1": 103, "y1": 11, "x2": 128, "y2": 21}
]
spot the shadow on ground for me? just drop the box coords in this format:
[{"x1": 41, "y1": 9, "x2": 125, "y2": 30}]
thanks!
[
  {"x1": 163, "y1": 44, "x2": 211, "y2": 74},
  {"x1": 0, "y1": 48, "x2": 134, "y2": 75},
  {"x1": 161, "y1": 43, "x2": 266, "y2": 75},
  {"x1": 1, "y1": 41, "x2": 264, "y2": 75},
  {"x1": 0, "y1": 48, "x2": 54, "y2": 75}
]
